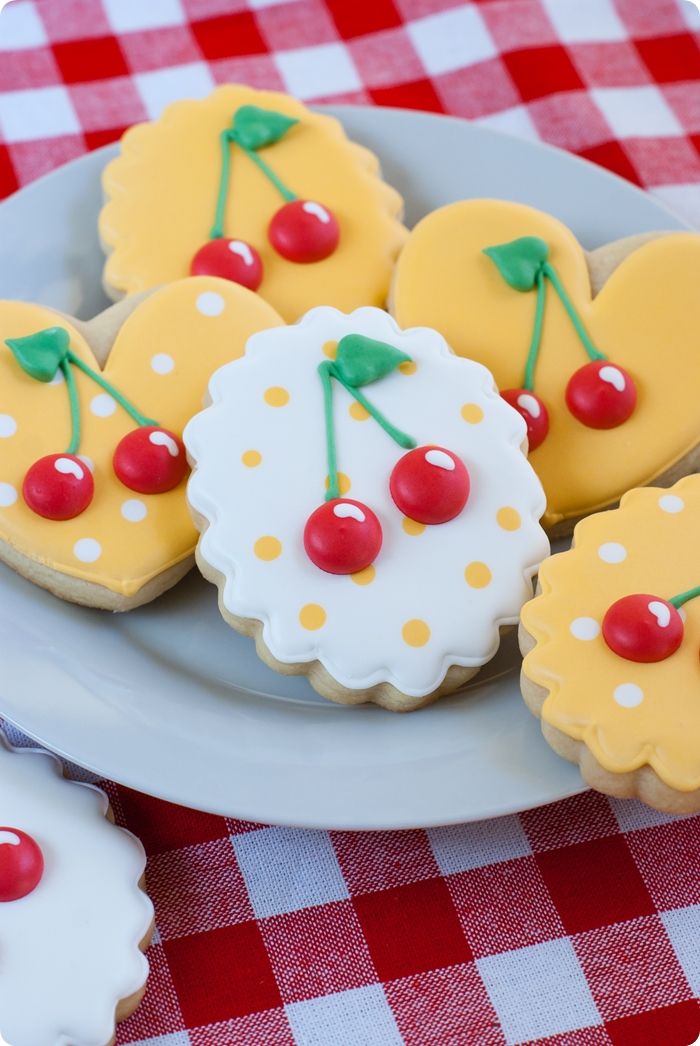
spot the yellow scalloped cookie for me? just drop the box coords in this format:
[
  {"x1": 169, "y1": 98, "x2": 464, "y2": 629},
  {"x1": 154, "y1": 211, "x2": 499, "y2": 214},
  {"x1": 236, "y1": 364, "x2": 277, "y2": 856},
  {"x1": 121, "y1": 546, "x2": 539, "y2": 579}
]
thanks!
[
  {"x1": 520, "y1": 476, "x2": 700, "y2": 813},
  {"x1": 392, "y1": 199, "x2": 700, "y2": 534},
  {"x1": 100, "y1": 86, "x2": 407, "y2": 322},
  {"x1": 0, "y1": 277, "x2": 282, "y2": 609}
]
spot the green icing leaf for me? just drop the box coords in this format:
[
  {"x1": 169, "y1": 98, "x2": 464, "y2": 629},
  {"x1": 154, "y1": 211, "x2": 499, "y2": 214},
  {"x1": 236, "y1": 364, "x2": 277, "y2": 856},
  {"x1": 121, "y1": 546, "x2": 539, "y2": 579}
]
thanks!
[
  {"x1": 231, "y1": 105, "x2": 298, "y2": 151},
  {"x1": 333, "y1": 335, "x2": 411, "y2": 388},
  {"x1": 483, "y1": 236, "x2": 549, "y2": 292},
  {"x1": 5, "y1": 326, "x2": 71, "y2": 382}
]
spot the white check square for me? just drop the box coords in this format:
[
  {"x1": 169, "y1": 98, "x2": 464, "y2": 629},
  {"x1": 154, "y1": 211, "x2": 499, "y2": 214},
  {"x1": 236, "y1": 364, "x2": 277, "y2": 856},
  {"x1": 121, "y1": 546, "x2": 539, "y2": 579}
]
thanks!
[
  {"x1": 475, "y1": 105, "x2": 539, "y2": 141},
  {"x1": 275, "y1": 42, "x2": 361, "y2": 99},
  {"x1": 407, "y1": 6, "x2": 496, "y2": 76},
  {"x1": 610, "y1": 797, "x2": 690, "y2": 833},
  {"x1": 135, "y1": 63, "x2": 215, "y2": 120},
  {"x1": 0, "y1": 85, "x2": 80, "y2": 143},
  {"x1": 429, "y1": 815, "x2": 531, "y2": 875},
  {"x1": 541, "y1": 0, "x2": 626, "y2": 42},
  {"x1": 592, "y1": 86, "x2": 683, "y2": 137},
  {"x1": 286, "y1": 986, "x2": 403, "y2": 1046},
  {"x1": 0, "y1": 0, "x2": 48, "y2": 51},
  {"x1": 102, "y1": 0, "x2": 185, "y2": 33}
]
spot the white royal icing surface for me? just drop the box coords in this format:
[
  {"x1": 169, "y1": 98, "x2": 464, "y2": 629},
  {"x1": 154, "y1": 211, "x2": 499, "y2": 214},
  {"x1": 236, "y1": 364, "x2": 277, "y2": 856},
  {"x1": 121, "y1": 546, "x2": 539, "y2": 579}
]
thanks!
[
  {"x1": 0, "y1": 733, "x2": 152, "y2": 1046},
  {"x1": 185, "y1": 307, "x2": 549, "y2": 698}
]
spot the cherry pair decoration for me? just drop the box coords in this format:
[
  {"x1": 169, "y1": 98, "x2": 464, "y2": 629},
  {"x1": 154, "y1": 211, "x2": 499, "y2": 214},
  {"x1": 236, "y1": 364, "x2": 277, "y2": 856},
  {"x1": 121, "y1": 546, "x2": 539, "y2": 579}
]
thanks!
[
  {"x1": 0, "y1": 828, "x2": 44, "y2": 902},
  {"x1": 304, "y1": 335, "x2": 469, "y2": 575},
  {"x1": 602, "y1": 585, "x2": 700, "y2": 664},
  {"x1": 191, "y1": 105, "x2": 340, "y2": 291},
  {"x1": 5, "y1": 327, "x2": 187, "y2": 521},
  {"x1": 484, "y1": 236, "x2": 636, "y2": 451}
]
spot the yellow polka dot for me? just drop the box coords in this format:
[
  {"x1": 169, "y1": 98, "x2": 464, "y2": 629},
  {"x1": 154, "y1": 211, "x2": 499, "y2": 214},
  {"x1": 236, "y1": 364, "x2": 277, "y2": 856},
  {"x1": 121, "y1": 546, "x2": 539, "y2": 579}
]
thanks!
[
  {"x1": 399, "y1": 360, "x2": 417, "y2": 375},
  {"x1": 325, "y1": 472, "x2": 351, "y2": 495},
  {"x1": 264, "y1": 386, "x2": 289, "y2": 407},
  {"x1": 254, "y1": 536, "x2": 282, "y2": 561},
  {"x1": 402, "y1": 517, "x2": 426, "y2": 536},
  {"x1": 349, "y1": 402, "x2": 369, "y2": 421},
  {"x1": 497, "y1": 507, "x2": 521, "y2": 531},
  {"x1": 241, "y1": 450, "x2": 262, "y2": 468},
  {"x1": 322, "y1": 340, "x2": 337, "y2": 359},
  {"x1": 461, "y1": 403, "x2": 484, "y2": 424},
  {"x1": 465, "y1": 561, "x2": 492, "y2": 588},
  {"x1": 351, "y1": 565, "x2": 375, "y2": 586},
  {"x1": 299, "y1": 604, "x2": 326, "y2": 630},
  {"x1": 402, "y1": 619, "x2": 430, "y2": 647}
]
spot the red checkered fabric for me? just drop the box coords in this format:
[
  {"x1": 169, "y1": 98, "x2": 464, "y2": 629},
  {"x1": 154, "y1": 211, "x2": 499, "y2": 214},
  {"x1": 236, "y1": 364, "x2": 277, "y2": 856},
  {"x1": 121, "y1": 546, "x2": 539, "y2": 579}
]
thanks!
[{"x1": 1, "y1": 1, "x2": 699, "y2": 1044}]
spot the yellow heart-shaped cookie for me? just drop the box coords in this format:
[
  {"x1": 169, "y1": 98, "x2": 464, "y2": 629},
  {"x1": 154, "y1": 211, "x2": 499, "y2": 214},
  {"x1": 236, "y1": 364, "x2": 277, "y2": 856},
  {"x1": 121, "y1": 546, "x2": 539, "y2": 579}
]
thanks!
[
  {"x1": 0, "y1": 278, "x2": 282, "y2": 608},
  {"x1": 392, "y1": 199, "x2": 700, "y2": 532}
]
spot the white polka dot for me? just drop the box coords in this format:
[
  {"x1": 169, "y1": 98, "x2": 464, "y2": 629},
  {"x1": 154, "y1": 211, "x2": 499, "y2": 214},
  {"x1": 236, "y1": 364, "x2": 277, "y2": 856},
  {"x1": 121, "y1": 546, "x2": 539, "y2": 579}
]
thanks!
[
  {"x1": 151, "y1": 353, "x2": 174, "y2": 375},
  {"x1": 570, "y1": 617, "x2": 600, "y2": 640},
  {"x1": 196, "y1": 291, "x2": 225, "y2": 317},
  {"x1": 49, "y1": 369, "x2": 64, "y2": 385},
  {"x1": 659, "y1": 495, "x2": 684, "y2": 514},
  {"x1": 121, "y1": 499, "x2": 147, "y2": 522},
  {"x1": 598, "y1": 542, "x2": 627, "y2": 564},
  {"x1": 0, "y1": 415, "x2": 16, "y2": 438},
  {"x1": 614, "y1": 683, "x2": 644, "y2": 708},
  {"x1": 90, "y1": 393, "x2": 116, "y2": 417},
  {"x1": 73, "y1": 538, "x2": 102, "y2": 563},
  {"x1": 0, "y1": 483, "x2": 17, "y2": 507},
  {"x1": 78, "y1": 455, "x2": 94, "y2": 472}
]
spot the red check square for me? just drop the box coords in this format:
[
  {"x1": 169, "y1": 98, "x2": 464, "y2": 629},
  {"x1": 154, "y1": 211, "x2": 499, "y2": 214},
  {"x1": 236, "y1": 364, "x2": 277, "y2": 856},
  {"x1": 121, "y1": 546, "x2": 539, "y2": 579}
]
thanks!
[
  {"x1": 606, "y1": 999, "x2": 700, "y2": 1046},
  {"x1": 627, "y1": 819, "x2": 700, "y2": 910},
  {"x1": 370, "y1": 78, "x2": 443, "y2": 111},
  {"x1": 635, "y1": 33, "x2": 700, "y2": 84},
  {"x1": 191, "y1": 12, "x2": 266, "y2": 60},
  {"x1": 504, "y1": 44, "x2": 585, "y2": 102},
  {"x1": 326, "y1": 0, "x2": 402, "y2": 38},
  {"x1": 52, "y1": 36, "x2": 129, "y2": 83},
  {"x1": 578, "y1": 140, "x2": 641, "y2": 183},
  {"x1": 353, "y1": 877, "x2": 471, "y2": 980},
  {"x1": 115, "y1": 786, "x2": 229, "y2": 856},
  {"x1": 0, "y1": 144, "x2": 18, "y2": 198}
]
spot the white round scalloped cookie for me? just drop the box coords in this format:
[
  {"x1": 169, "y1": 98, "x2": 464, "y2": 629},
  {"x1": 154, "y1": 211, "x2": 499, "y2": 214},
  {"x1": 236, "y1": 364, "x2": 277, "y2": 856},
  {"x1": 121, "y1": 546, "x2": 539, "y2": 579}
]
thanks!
[
  {"x1": 185, "y1": 306, "x2": 549, "y2": 706},
  {"x1": 0, "y1": 733, "x2": 152, "y2": 1046}
]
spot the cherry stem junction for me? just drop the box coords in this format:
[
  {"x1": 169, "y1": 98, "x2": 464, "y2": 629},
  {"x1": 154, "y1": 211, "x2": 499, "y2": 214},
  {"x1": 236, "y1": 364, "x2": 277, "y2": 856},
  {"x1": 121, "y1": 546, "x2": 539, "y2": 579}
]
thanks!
[
  {"x1": 210, "y1": 129, "x2": 297, "y2": 240},
  {"x1": 669, "y1": 585, "x2": 700, "y2": 609}
]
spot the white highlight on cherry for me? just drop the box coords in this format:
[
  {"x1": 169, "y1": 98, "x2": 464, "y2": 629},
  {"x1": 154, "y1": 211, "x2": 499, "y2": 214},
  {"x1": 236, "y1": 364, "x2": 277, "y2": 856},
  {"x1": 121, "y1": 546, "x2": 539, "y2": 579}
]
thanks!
[
  {"x1": 569, "y1": 617, "x2": 600, "y2": 641},
  {"x1": 73, "y1": 538, "x2": 102, "y2": 563},
  {"x1": 614, "y1": 683, "x2": 643, "y2": 708},
  {"x1": 149, "y1": 430, "x2": 179, "y2": 457},
  {"x1": 0, "y1": 830, "x2": 20, "y2": 846},
  {"x1": 302, "y1": 201, "x2": 331, "y2": 223},
  {"x1": 599, "y1": 366, "x2": 625, "y2": 392},
  {"x1": 648, "y1": 600, "x2": 671, "y2": 628},
  {"x1": 659, "y1": 495, "x2": 684, "y2": 514},
  {"x1": 0, "y1": 483, "x2": 17, "y2": 507},
  {"x1": 151, "y1": 353, "x2": 174, "y2": 375},
  {"x1": 0, "y1": 414, "x2": 17, "y2": 438},
  {"x1": 196, "y1": 291, "x2": 225, "y2": 317},
  {"x1": 425, "y1": 449, "x2": 455, "y2": 471},
  {"x1": 90, "y1": 393, "x2": 116, "y2": 417},
  {"x1": 598, "y1": 542, "x2": 627, "y2": 564},
  {"x1": 121, "y1": 499, "x2": 147, "y2": 523},
  {"x1": 517, "y1": 393, "x2": 540, "y2": 418},
  {"x1": 229, "y1": 240, "x2": 255, "y2": 266},
  {"x1": 54, "y1": 457, "x2": 84, "y2": 480},
  {"x1": 333, "y1": 502, "x2": 365, "y2": 523}
]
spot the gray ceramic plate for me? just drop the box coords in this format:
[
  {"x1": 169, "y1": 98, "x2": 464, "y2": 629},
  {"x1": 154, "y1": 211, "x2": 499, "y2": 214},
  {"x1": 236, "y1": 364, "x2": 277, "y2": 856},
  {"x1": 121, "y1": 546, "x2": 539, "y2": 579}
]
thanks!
[{"x1": 0, "y1": 106, "x2": 687, "y2": 828}]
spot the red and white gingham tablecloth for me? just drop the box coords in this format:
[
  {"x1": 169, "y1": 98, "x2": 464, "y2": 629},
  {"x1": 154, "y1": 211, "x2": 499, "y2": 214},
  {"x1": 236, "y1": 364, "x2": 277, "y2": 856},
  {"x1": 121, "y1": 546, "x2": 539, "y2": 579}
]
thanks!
[{"x1": 1, "y1": 2, "x2": 700, "y2": 1044}]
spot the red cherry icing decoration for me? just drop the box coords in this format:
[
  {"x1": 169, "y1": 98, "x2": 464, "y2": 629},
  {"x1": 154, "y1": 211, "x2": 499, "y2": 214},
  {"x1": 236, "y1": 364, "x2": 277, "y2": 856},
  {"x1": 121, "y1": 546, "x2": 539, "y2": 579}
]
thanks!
[
  {"x1": 389, "y1": 446, "x2": 469, "y2": 525},
  {"x1": 0, "y1": 828, "x2": 44, "y2": 902},
  {"x1": 565, "y1": 361, "x2": 636, "y2": 429},
  {"x1": 304, "y1": 498, "x2": 382, "y2": 574},
  {"x1": 501, "y1": 389, "x2": 549, "y2": 452},
  {"x1": 190, "y1": 238, "x2": 263, "y2": 291},
  {"x1": 22, "y1": 453, "x2": 94, "y2": 520},
  {"x1": 113, "y1": 427, "x2": 188, "y2": 494},
  {"x1": 602, "y1": 593, "x2": 684, "y2": 663},
  {"x1": 268, "y1": 200, "x2": 340, "y2": 263}
]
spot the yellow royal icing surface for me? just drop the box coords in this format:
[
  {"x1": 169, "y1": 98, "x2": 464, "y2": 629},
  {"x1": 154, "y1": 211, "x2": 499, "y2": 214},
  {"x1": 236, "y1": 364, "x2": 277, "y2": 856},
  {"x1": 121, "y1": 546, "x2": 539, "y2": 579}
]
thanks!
[
  {"x1": 0, "y1": 278, "x2": 282, "y2": 596},
  {"x1": 100, "y1": 86, "x2": 407, "y2": 322},
  {"x1": 522, "y1": 476, "x2": 700, "y2": 791},
  {"x1": 392, "y1": 199, "x2": 700, "y2": 528}
]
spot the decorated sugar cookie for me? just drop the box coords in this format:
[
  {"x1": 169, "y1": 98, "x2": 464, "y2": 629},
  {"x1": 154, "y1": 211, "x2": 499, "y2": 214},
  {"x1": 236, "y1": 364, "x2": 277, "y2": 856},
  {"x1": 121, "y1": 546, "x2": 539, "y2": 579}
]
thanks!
[
  {"x1": 185, "y1": 307, "x2": 548, "y2": 711},
  {"x1": 100, "y1": 86, "x2": 407, "y2": 322},
  {"x1": 0, "y1": 731, "x2": 152, "y2": 1046},
  {"x1": 0, "y1": 278, "x2": 282, "y2": 609},
  {"x1": 520, "y1": 476, "x2": 700, "y2": 813},
  {"x1": 391, "y1": 199, "x2": 700, "y2": 533}
]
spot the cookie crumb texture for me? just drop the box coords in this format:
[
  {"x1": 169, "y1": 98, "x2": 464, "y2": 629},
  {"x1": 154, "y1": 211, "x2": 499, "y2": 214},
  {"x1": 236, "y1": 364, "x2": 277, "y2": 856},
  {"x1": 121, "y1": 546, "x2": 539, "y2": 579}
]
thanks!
[
  {"x1": 521, "y1": 476, "x2": 700, "y2": 805},
  {"x1": 100, "y1": 85, "x2": 407, "y2": 322},
  {"x1": 186, "y1": 306, "x2": 549, "y2": 710},
  {"x1": 0, "y1": 734, "x2": 152, "y2": 1046}
]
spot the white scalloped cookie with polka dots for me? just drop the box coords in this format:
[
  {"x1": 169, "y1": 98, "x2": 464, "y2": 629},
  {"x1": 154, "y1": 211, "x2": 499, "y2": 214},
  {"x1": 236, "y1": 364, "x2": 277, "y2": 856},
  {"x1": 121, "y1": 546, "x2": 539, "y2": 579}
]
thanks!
[
  {"x1": 185, "y1": 306, "x2": 549, "y2": 711},
  {"x1": 0, "y1": 278, "x2": 281, "y2": 609},
  {"x1": 0, "y1": 731, "x2": 153, "y2": 1046}
]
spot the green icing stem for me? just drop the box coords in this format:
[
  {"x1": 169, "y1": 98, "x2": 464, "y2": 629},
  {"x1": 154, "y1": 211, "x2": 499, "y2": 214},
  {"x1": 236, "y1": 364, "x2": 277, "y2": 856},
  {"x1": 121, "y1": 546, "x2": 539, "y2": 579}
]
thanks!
[
  {"x1": 61, "y1": 358, "x2": 81, "y2": 456},
  {"x1": 669, "y1": 586, "x2": 700, "y2": 609},
  {"x1": 522, "y1": 270, "x2": 546, "y2": 392},
  {"x1": 542, "y1": 262, "x2": 606, "y2": 364},
  {"x1": 332, "y1": 370, "x2": 416, "y2": 450},
  {"x1": 210, "y1": 129, "x2": 233, "y2": 239},
  {"x1": 67, "y1": 352, "x2": 158, "y2": 428},
  {"x1": 236, "y1": 138, "x2": 296, "y2": 203},
  {"x1": 320, "y1": 363, "x2": 340, "y2": 502}
]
